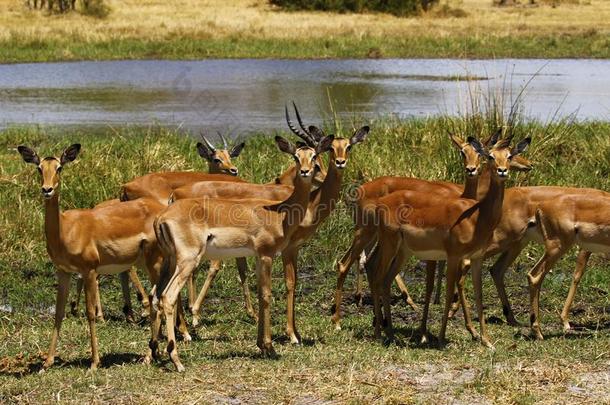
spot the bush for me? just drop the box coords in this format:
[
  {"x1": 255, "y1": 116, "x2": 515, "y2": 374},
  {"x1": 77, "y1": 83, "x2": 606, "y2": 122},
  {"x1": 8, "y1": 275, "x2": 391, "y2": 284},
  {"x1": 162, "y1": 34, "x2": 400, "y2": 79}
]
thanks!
[
  {"x1": 269, "y1": 0, "x2": 439, "y2": 17},
  {"x1": 81, "y1": 0, "x2": 110, "y2": 18}
]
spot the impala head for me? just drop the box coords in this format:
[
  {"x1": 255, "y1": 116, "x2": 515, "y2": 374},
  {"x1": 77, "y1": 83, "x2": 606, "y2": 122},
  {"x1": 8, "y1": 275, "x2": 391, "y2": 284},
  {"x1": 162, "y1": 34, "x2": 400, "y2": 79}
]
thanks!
[
  {"x1": 470, "y1": 136, "x2": 531, "y2": 180},
  {"x1": 284, "y1": 102, "x2": 369, "y2": 170},
  {"x1": 275, "y1": 135, "x2": 333, "y2": 179},
  {"x1": 197, "y1": 132, "x2": 245, "y2": 176},
  {"x1": 450, "y1": 134, "x2": 482, "y2": 177},
  {"x1": 18, "y1": 144, "x2": 81, "y2": 199}
]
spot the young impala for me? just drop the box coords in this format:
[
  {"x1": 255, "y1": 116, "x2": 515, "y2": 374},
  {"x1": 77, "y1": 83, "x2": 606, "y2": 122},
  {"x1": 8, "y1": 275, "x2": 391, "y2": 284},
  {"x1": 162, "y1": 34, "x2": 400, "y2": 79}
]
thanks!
[
  {"x1": 150, "y1": 135, "x2": 332, "y2": 372},
  {"x1": 17, "y1": 144, "x2": 188, "y2": 370}
]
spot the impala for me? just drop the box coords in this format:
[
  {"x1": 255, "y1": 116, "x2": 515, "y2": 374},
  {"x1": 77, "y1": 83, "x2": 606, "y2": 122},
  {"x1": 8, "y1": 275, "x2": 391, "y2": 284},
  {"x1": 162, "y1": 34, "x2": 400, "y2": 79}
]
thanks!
[
  {"x1": 150, "y1": 135, "x2": 332, "y2": 372},
  {"x1": 17, "y1": 144, "x2": 190, "y2": 370},
  {"x1": 331, "y1": 131, "x2": 533, "y2": 329},
  {"x1": 366, "y1": 136, "x2": 531, "y2": 347}
]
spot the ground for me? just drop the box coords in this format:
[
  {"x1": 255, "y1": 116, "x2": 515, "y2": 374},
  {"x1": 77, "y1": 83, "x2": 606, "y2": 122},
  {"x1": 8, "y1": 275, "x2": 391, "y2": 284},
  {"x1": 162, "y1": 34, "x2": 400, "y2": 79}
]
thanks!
[{"x1": 1, "y1": 0, "x2": 609, "y2": 61}]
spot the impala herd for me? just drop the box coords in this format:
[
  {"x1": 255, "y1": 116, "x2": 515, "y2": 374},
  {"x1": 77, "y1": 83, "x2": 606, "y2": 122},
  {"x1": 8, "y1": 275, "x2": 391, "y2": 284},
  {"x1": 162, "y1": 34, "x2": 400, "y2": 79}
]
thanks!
[{"x1": 17, "y1": 105, "x2": 609, "y2": 372}]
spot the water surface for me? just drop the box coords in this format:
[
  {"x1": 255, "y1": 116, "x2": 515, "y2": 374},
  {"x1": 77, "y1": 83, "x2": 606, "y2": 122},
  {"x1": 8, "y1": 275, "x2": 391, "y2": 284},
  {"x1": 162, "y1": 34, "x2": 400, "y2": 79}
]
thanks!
[{"x1": 1, "y1": 59, "x2": 608, "y2": 134}]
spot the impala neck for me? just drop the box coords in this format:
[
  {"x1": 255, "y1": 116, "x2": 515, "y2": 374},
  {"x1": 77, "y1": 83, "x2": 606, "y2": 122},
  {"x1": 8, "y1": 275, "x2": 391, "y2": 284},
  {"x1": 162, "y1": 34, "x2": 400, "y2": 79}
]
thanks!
[
  {"x1": 308, "y1": 158, "x2": 343, "y2": 223},
  {"x1": 44, "y1": 193, "x2": 62, "y2": 256},
  {"x1": 478, "y1": 165, "x2": 505, "y2": 231},
  {"x1": 461, "y1": 172, "x2": 479, "y2": 200},
  {"x1": 280, "y1": 170, "x2": 313, "y2": 235}
]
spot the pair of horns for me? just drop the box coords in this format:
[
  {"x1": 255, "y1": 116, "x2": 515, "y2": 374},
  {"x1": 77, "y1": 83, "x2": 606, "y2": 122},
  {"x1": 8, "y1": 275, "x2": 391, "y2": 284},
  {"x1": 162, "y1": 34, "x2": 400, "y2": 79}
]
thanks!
[
  {"x1": 285, "y1": 102, "x2": 326, "y2": 147},
  {"x1": 199, "y1": 131, "x2": 230, "y2": 151}
]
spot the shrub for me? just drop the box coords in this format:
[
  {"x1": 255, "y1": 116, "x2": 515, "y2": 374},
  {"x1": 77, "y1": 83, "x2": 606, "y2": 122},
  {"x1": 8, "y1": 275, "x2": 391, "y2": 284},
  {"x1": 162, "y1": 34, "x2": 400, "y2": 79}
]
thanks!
[
  {"x1": 81, "y1": 0, "x2": 111, "y2": 18},
  {"x1": 269, "y1": 0, "x2": 439, "y2": 17}
]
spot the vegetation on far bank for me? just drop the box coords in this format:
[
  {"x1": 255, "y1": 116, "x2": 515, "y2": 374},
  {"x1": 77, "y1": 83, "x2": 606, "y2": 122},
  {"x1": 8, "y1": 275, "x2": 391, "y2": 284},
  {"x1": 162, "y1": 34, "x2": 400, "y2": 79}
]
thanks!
[
  {"x1": 1, "y1": 0, "x2": 609, "y2": 62},
  {"x1": 0, "y1": 118, "x2": 608, "y2": 402}
]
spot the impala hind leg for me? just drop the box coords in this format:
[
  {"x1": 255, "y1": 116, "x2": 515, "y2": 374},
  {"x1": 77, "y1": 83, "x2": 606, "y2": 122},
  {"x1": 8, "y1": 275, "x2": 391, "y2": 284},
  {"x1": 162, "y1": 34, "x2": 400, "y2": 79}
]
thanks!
[
  {"x1": 161, "y1": 259, "x2": 198, "y2": 372},
  {"x1": 256, "y1": 256, "x2": 276, "y2": 356},
  {"x1": 561, "y1": 249, "x2": 592, "y2": 331},
  {"x1": 119, "y1": 271, "x2": 135, "y2": 323},
  {"x1": 470, "y1": 258, "x2": 492, "y2": 348},
  {"x1": 128, "y1": 267, "x2": 150, "y2": 318},
  {"x1": 83, "y1": 271, "x2": 101, "y2": 370},
  {"x1": 236, "y1": 257, "x2": 256, "y2": 320},
  {"x1": 69, "y1": 275, "x2": 83, "y2": 316},
  {"x1": 43, "y1": 270, "x2": 71, "y2": 369},
  {"x1": 191, "y1": 260, "x2": 222, "y2": 327},
  {"x1": 332, "y1": 227, "x2": 375, "y2": 329},
  {"x1": 394, "y1": 273, "x2": 418, "y2": 311},
  {"x1": 433, "y1": 261, "x2": 446, "y2": 305},
  {"x1": 382, "y1": 248, "x2": 409, "y2": 342},
  {"x1": 489, "y1": 243, "x2": 527, "y2": 327},
  {"x1": 527, "y1": 244, "x2": 567, "y2": 340}
]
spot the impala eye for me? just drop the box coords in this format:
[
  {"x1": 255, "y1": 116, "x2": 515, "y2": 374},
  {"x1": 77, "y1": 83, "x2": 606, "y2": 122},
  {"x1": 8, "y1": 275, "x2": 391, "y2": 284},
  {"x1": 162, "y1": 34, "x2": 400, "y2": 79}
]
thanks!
[
  {"x1": 460, "y1": 150, "x2": 466, "y2": 157},
  {"x1": 213, "y1": 158, "x2": 222, "y2": 164},
  {"x1": 346, "y1": 145, "x2": 352, "y2": 152},
  {"x1": 37, "y1": 167, "x2": 42, "y2": 173},
  {"x1": 56, "y1": 166, "x2": 63, "y2": 173}
]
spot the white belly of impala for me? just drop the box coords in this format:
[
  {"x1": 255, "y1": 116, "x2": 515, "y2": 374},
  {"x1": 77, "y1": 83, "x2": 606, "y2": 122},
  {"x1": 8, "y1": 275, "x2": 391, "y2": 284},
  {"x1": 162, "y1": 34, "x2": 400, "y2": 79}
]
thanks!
[{"x1": 205, "y1": 246, "x2": 256, "y2": 259}]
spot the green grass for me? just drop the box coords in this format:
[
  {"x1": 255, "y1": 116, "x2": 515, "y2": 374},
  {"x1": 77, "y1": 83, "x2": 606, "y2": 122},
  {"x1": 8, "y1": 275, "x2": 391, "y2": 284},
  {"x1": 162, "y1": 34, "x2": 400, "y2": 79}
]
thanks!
[
  {"x1": 2, "y1": 32, "x2": 610, "y2": 64},
  {"x1": 0, "y1": 118, "x2": 608, "y2": 402}
]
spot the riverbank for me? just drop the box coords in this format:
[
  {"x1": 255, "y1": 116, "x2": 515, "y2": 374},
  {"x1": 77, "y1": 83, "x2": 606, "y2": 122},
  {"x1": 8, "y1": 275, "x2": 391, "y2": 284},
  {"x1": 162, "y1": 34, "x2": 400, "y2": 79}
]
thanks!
[
  {"x1": 0, "y1": 119, "x2": 608, "y2": 402},
  {"x1": 1, "y1": 0, "x2": 609, "y2": 62}
]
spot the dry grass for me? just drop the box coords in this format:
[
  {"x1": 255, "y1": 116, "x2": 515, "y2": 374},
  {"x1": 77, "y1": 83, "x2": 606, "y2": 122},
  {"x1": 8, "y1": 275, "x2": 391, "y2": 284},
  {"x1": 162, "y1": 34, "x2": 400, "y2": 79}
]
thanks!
[{"x1": 1, "y1": 0, "x2": 608, "y2": 45}]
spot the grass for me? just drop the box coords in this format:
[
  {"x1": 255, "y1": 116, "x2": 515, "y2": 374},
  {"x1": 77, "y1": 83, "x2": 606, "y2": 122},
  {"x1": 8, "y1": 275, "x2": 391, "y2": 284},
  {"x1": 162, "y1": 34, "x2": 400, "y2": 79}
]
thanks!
[
  {"x1": 0, "y1": 118, "x2": 608, "y2": 402},
  {"x1": 1, "y1": 0, "x2": 610, "y2": 62}
]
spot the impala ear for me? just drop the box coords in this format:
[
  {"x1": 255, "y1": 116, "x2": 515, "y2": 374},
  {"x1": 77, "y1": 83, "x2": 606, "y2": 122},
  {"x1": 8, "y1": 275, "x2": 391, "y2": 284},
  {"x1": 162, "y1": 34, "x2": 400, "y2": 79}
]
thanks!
[
  {"x1": 467, "y1": 136, "x2": 488, "y2": 158},
  {"x1": 229, "y1": 142, "x2": 245, "y2": 158},
  {"x1": 17, "y1": 145, "x2": 40, "y2": 165},
  {"x1": 316, "y1": 135, "x2": 334, "y2": 154},
  {"x1": 196, "y1": 142, "x2": 213, "y2": 161},
  {"x1": 350, "y1": 126, "x2": 370, "y2": 145},
  {"x1": 60, "y1": 144, "x2": 81, "y2": 165},
  {"x1": 275, "y1": 136, "x2": 296, "y2": 155},
  {"x1": 449, "y1": 134, "x2": 464, "y2": 149},
  {"x1": 509, "y1": 155, "x2": 533, "y2": 172},
  {"x1": 510, "y1": 137, "x2": 531, "y2": 157}
]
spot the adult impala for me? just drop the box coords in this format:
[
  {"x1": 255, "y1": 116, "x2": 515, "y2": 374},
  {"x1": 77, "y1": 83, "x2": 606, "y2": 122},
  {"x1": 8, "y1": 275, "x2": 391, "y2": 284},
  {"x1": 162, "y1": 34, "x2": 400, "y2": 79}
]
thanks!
[
  {"x1": 366, "y1": 136, "x2": 531, "y2": 347},
  {"x1": 150, "y1": 135, "x2": 332, "y2": 371},
  {"x1": 17, "y1": 144, "x2": 189, "y2": 370}
]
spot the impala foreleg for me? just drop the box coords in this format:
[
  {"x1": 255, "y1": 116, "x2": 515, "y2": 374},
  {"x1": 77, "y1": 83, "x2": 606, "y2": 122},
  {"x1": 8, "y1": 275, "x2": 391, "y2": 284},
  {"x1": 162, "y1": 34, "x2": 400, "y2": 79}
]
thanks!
[
  {"x1": 418, "y1": 261, "x2": 436, "y2": 344},
  {"x1": 332, "y1": 226, "x2": 375, "y2": 329},
  {"x1": 433, "y1": 261, "x2": 445, "y2": 305},
  {"x1": 283, "y1": 247, "x2": 301, "y2": 344},
  {"x1": 84, "y1": 271, "x2": 101, "y2": 370},
  {"x1": 560, "y1": 249, "x2": 592, "y2": 331},
  {"x1": 470, "y1": 258, "x2": 492, "y2": 348},
  {"x1": 44, "y1": 270, "x2": 71, "y2": 369},
  {"x1": 439, "y1": 258, "x2": 460, "y2": 347},
  {"x1": 256, "y1": 256, "x2": 275, "y2": 356}
]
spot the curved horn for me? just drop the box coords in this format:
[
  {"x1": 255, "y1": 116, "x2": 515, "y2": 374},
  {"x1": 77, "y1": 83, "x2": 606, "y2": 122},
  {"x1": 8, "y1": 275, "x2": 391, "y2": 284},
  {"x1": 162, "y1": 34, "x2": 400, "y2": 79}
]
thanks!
[
  {"x1": 217, "y1": 131, "x2": 229, "y2": 149},
  {"x1": 285, "y1": 104, "x2": 315, "y2": 147},
  {"x1": 200, "y1": 132, "x2": 216, "y2": 152},
  {"x1": 292, "y1": 101, "x2": 313, "y2": 139}
]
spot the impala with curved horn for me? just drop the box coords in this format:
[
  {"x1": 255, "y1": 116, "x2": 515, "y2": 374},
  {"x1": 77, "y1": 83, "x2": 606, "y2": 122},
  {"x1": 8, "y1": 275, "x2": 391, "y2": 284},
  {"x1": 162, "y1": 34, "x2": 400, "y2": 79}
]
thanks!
[{"x1": 149, "y1": 135, "x2": 332, "y2": 371}]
